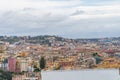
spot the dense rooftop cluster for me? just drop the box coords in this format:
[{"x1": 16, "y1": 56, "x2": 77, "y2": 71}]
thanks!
[{"x1": 0, "y1": 35, "x2": 120, "y2": 79}]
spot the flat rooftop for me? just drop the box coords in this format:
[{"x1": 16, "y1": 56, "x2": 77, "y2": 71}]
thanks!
[{"x1": 42, "y1": 69, "x2": 120, "y2": 80}]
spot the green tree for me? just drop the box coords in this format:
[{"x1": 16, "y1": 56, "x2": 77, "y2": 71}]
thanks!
[
  {"x1": 0, "y1": 70, "x2": 12, "y2": 80},
  {"x1": 39, "y1": 56, "x2": 46, "y2": 80},
  {"x1": 39, "y1": 56, "x2": 46, "y2": 70},
  {"x1": 34, "y1": 64, "x2": 40, "y2": 72},
  {"x1": 92, "y1": 53, "x2": 103, "y2": 64}
]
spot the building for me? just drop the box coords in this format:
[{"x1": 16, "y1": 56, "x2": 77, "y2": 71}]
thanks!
[
  {"x1": 8, "y1": 58, "x2": 16, "y2": 72},
  {"x1": 12, "y1": 72, "x2": 41, "y2": 80},
  {"x1": 0, "y1": 41, "x2": 6, "y2": 54},
  {"x1": 21, "y1": 59, "x2": 28, "y2": 72}
]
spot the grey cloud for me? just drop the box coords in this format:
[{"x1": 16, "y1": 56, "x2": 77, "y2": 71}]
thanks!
[
  {"x1": 0, "y1": 8, "x2": 120, "y2": 38},
  {"x1": 0, "y1": 9, "x2": 69, "y2": 35},
  {"x1": 61, "y1": 16, "x2": 120, "y2": 38},
  {"x1": 72, "y1": 10, "x2": 85, "y2": 16},
  {"x1": 22, "y1": 8, "x2": 37, "y2": 11}
]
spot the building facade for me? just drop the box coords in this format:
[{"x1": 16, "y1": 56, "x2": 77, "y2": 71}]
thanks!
[
  {"x1": 8, "y1": 58, "x2": 16, "y2": 72},
  {"x1": 20, "y1": 59, "x2": 28, "y2": 72}
]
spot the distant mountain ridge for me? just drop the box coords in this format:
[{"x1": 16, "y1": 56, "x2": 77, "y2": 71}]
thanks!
[{"x1": 0, "y1": 35, "x2": 120, "y2": 44}]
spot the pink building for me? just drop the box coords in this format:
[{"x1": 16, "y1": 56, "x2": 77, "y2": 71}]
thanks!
[{"x1": 8, "y1": 58, "x2": 16, "y2": 72}]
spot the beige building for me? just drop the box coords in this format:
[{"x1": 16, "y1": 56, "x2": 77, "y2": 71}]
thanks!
[
  {"x1": 12, "y1": 72, "x2": 41, "y2": 80},
  {"x1": 20, "y1": 59, "x2": 28, "y2": 72}
]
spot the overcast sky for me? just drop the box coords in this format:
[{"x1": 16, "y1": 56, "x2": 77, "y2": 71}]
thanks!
[{"x1": 0, "y1": 0, "x2": 120, "y2": 38}]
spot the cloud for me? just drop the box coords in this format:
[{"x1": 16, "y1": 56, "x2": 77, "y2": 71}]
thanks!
[
  {"x1": 0, "y1": 0, "x2": 120, "y2": 38},
  {"x1": 0, "y1": 9, "x2": 69, "y2": 35},
  {"x1": 0, "y1": 0, "x2": 81, "y2": 10},
  {"x1": 72, "y1": 10, "x2": 85, "y2": 16}
]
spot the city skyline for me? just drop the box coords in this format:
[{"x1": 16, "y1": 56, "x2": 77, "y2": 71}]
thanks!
[{"x1": 0, "y1": 0, "x2": 120, "y2": 38}]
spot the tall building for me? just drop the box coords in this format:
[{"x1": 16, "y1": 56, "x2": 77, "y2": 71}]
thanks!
[
  {"x1": 20, "y1": 59, "x2": 28, "y2": 72},
  {"x1": 8, "y1": 58, "x2": 16, "y2": 72},
  {"x1": 16, "y1": 58, "x2": 21, "y2": 72},
  {"x1": 3, "y1": 58, "x2": 8, "y2": 71}
]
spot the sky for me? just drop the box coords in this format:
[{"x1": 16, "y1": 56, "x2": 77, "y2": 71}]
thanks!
[{"x1": 0, "y1": 0, "x2": 120, "y2": 38}]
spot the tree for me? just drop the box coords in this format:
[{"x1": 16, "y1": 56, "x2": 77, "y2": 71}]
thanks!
[
  {"x1": 0, "y1": 70, "x2": 12, "y2": 80},
  {"x1": 34, "y1": 64, "x2": 40, "y2": 72},
  {"x1": 92, "y1": 53, "x2": 103, "y2": 64},
  {"x1": 39, "y1": 56, "x2": 46, "y2": 70},
  {"x1": 39, "y1": 56, "x2": 46, "y2": 80}
]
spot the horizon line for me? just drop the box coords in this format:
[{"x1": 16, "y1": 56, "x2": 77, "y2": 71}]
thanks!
[{"x1": 0, "y1": 35, "x2": 120, "y2": 39}]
